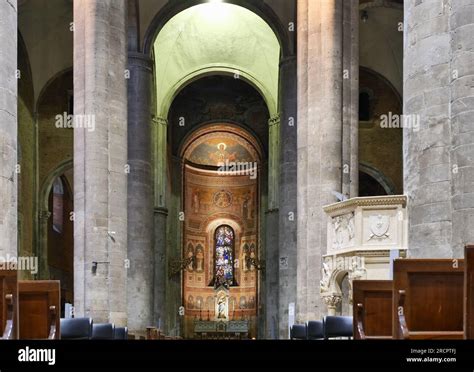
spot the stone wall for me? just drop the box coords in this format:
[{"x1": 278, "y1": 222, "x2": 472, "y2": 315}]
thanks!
[{"x1": 404, "y1": 0, "x2": 474, "y2": 258}]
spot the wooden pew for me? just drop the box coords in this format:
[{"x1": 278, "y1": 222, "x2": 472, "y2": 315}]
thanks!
[
  {"x1": 18, "y1": 281, "x2": 60, "y2": 339},
  {"x1": 352, "y1": 280, "x2": 392, "y2": 339},
  {"x1": 393, "y1": 259, "x2": 464, "y2": 340},
  {"x1": 465, "y1": 245, "x2": 474, "y2": 339},
  {"x1": 0, "y1": 268, "x2": 18, "y2": 339}
]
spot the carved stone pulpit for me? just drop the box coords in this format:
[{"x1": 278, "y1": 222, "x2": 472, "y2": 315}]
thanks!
[{"x1": 321, "y1": 195, "x2": 408, "y2": 315}]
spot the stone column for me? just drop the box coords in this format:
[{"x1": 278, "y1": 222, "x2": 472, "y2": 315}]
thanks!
[
  {"x1": 126, "y1": 52, "x2": 154, "y2": 331},
  {"x1": 152, "y1": 117, "x2": 168, "y2": 330},
  {"x1": 73, "y1": 0, "x2": 128, "y2": 325},
  {"x1": 342, "y1": 0, "x2": 359, "y2": 198},
  {"x1": 297, "y1": 0, "x2": 358, "y2": 321},
  {"x1": 0, "y1": 0, "x2": 17, "y2": 257},
  {"x1": 404, "y1": 0, "x2": 474, "y2": 258},
  {"x1": 265, "y1": 115, "x2": 279, "y2": 339},
  {"x1": 278, "y1": 57, "x2": 298, "y2": 339},
  {"x1": 38, "y1": 210, "x2": 51, "y2": 279}
]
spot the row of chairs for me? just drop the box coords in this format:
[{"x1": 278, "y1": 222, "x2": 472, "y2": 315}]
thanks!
[
  {"x1": 290, "y1": 316, "x2": 353, "y2": 340},
  {"x1": 60, "y1": 318, "x2": 128, "y2": 340}
]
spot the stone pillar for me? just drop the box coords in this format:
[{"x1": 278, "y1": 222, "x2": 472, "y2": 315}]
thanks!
[
  {"x1": 265, "y1": 115, "x2": 280, "y2": 339},
  {"x1": 297, "y1": 0, "x2": 358, "y2": 321},
  {"x1": 0, "y1": 0, "x2": 17, "y2": 257},
  {"x1": 342, "y1": 0, "x2": 359, "y2": 198},
  {"x1": 126, "y1": 52, "x2": 154, "y2": 331},
  {"x1": 404, "y1": 0, "x2": 474, "y2": 258},
  {"x1": 38, "y1": 210, "x2": 51, "y2": 279},
  {"x1": 152, "y1": 117, "x2": 168, "y2": 330},
  {"x1": 278, "y1": 57, "x2": 298, "y2": 338},
  {"x1": 264, "y1": 208, "x2": 279, "y2": 338},
  {"x1": 73, "y1": 0, "x2": 128, "y2": 325}
]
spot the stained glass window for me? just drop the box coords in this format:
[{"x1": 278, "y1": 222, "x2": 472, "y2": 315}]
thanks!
[{"x1": 214, "y1": 225, "x2": 234, "y2": 288}]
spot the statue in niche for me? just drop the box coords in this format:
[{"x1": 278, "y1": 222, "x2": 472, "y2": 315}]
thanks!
[
  {"x1": 239, "y1": 296, "x2": 247, "y2": 310},
  {"x1": 249, "y1": 192, "x2": 254, "y2": 219},
  {"x1": 192, "y1": 191, "x2": 200, "y2": 214},
  {"x1": 242, "y1": 245, "x2": 250, "y2": 272},
  {"x1": 217, "y1": 294, "x2": 227, "y2": 319},
  {"x1": 195, "y1": 246, "x2": 204, "y2": 273},
  {"x1": 249, "y1": 245, "x2": 256, "y2": 272},
  {"x1": 186, "y1": 245, "x2": 194, "y2": 272},
  {"x1": 248, "y1": 296, "x2": 255, "y2": 309},
  {"x1": 187, "y1": 295, "x2": 194, "y2": 310},
  {"x1": 196, "y1": 297, "x2": 203, "y2": 311},
  {"x1": 242, "y1": 193, "x2": 250, "y2": 220}
]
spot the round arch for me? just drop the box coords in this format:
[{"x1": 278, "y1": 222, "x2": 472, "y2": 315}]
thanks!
[
  {"x1": 150, "y1": 2, "x2": 282, "y2": 118},
  {"x1": 360, "y1": 162, "x2": 397, "y2": 196},
  {"x1": 161, "y1": 68, "x2": 277, "y2": 120},
  {"x1": 143, "y1": 0, "x2": 291, "y2": 58}
]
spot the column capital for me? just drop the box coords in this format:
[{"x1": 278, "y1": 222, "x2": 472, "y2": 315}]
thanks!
[
  {"x1": 39, "y1": 210, "x2": 51, "y2": 220},
  {"x1": 279, "y1": 56, "x2": 296, "y2": 68},
  {"x1": 268, "y1": 114, "x2": 280, "y2": 127},
  {"x1": 128, "y1": 52, "x2": 153, "y2": 72},
  {"x1": 322, "y1": 293, "x2": 342, "y2": 316},
  {"x1": 154, "y1": 207, "x2": 169, "y2": 216},
  {"x1": 152, "y1": 116, "x2": 168, "y2": 126}
]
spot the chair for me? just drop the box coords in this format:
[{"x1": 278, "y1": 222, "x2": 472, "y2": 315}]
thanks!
[
  {"x1": 290, "y1": 324, "x2": 307, "y2": 340},
  {"x1": 60, "y1": 318, "x2": 93, "y2": 340},
  {"x1": 1, "y1": 294, "x2": 15, "y2": 339},
  {"x1": 324, "y1": 316, "x2": 353, "y2": 339},
  {"x1": 91, "y1": 323, "x2": 115, "y2": 340},
  {"x1": 114, "y1": 326, "x2": 128, "y2": 340},
  {"x1": 307, "y1": 320, "x2": 324, "y2": 340}
]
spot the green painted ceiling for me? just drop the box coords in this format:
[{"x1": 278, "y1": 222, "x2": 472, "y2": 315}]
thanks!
[{"x1": 153, "y1": 2, "x2": 280, "y2": 118}]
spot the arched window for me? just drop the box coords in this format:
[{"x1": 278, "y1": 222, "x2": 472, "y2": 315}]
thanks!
[
  {"x1": 214, "y1": 225, "x2": 235, "y2": 288},
  {"x1": 52, "y1": 177, "x2": 64, "y2": 234}
]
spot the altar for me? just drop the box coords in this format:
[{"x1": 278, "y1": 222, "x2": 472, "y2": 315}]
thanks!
[{"x1": 194, "y1": 320, "x2": 249, "y2": 339}]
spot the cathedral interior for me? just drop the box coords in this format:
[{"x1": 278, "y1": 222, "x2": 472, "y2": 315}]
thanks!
[{"x1": 1, "y1": 0, "x2": 474, "y2": 345}]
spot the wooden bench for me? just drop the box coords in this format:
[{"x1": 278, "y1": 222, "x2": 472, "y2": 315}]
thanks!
[
  {"x1": 465, "y1": 245, "x2": 474, "y2": 339},
  {"x1": 18, "y1": 281, "x2": 60, "y2": 339},
  {"x1": 0, "y1": 269, "x2": 18, "y2": 339},
  {"x1": 393, "y1": 259, "x2": 464, "y2": 340},
  {"x1": 352, "y1": 280, "x2": 392, "y2": 339}
]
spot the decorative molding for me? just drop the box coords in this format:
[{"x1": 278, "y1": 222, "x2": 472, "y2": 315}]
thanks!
[
  {"x1": 169, "y1": 256, "x2": 195, "y2": 279},
  {"x1": 152, "y1": 116, "x2": 168, "y2": 126},
  {"x1": 154, "y1": 207, "x2": 169, "y2": 216},
  {"x1": 268, "y1": 114, "x2": 280, "y2": 127},
  {"x1": 368, "y1": 214, "x2": 390, "y2": 241},
  {"x1": 127, "y1": 52, "x2": 153, "y2": 72},
  {"x1": 39, "y1": 210, "x2": 51, "y2": 220},
  {"x1": 323, "y1": 195, "x2": 407, "y2": 214},
  {"x1": 322, "y1": 294, "x2": 342, "y2": 309}
]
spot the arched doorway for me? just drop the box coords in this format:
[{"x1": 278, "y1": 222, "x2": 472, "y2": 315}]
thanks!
[
  {"x1": 38, "y1": 161, "x2": 74, "y2": 317},
  {"x1": 180, "y1": 124, "x2": 262, "y2": 338},
  {"x1": 47, "y1": 175, "x2": 74, "y2": 313}
]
